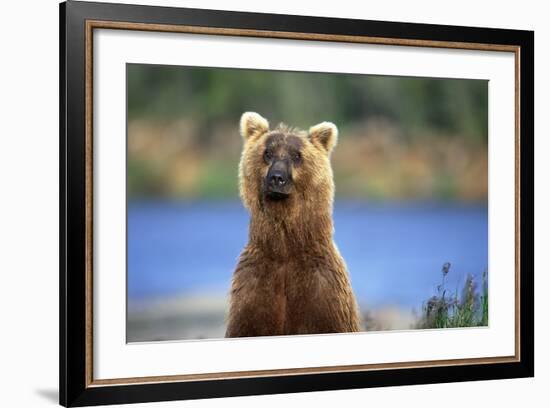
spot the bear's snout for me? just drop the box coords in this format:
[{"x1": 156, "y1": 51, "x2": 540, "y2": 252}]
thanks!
[
  {"x1": 269, "y1": 169, "x2": 287, "y2": 187},
  {"x1": 265, "y1": 160, "x2": 292, "y2": 200}
]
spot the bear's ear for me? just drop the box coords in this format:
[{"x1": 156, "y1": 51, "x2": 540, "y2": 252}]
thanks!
[
  {"x1": 308, "y1": 122, "x2": 338, "y2": 154},
  {"x1": 240, "y1": 112, "x2": 269, "y2": 141}
]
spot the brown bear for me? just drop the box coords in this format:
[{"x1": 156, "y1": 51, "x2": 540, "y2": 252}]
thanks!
[{"x1": 225, "y1": 112, "x2": 362, "y2": 338}]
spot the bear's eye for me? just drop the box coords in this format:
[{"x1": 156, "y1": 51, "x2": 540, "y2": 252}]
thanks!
[
  {"x1": 263, "y1": 149, "x2": 273, "y2": 162},
  {"x1": 291, "y1": 152, "x2": 302, "y2": 163}
]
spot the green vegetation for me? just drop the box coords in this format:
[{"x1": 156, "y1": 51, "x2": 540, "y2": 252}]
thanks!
[
  {"x1": 127, "y1": 64, "x2": 488, "y2": 201},
  {"x1": 417, "y1": 263, "x2": 489, "y2": 329},
  {"x1": 128, "y1": 64, "x2": 488, "y2": 141}
]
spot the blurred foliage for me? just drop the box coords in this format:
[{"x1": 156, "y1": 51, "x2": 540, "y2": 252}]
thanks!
[
  {"x1": 127, "y1": 64, "x2": 488, "y2": 201},
  {"x1": 416, "y1": 263, "x2": 489, "y2": 329}
]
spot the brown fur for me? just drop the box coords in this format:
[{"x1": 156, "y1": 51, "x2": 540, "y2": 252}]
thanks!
[{"x1": 226, "y1": 112, "x2": 362, "y2": 337}]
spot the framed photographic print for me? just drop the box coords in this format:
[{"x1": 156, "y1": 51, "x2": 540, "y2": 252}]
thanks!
[{"x1": 59, "y1": 0, "x2": 534, "y2": 406}]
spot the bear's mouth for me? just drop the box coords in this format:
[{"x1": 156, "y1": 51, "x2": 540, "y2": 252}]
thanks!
[{"x1": 265, "y1": 190, "x2": 290, "y2": 201}]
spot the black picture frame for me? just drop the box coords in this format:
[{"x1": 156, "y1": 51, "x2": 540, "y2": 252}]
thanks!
[{"x1": 60, "y1": 1, "x2": 534, "y2": 406}]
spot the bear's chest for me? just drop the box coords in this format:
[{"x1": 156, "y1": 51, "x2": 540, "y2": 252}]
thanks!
[
  {"x1": 269, "y1": 259, "x2": 334, "y2": 307},
  {"x1": 265, "y1": 260, "x2": 343, "y2": 334}
]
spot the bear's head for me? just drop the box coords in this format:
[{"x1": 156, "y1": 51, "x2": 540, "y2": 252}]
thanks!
[{"x1": 238, "y1": 112, "x2": 337, "y2": 220}]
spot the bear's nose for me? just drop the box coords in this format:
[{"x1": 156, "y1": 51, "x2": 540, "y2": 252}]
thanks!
[{"x1": 269, "y1": 170, "x2": 287, "y2": 187}]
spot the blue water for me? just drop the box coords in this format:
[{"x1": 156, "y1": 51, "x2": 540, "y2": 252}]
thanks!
[{"x1": 128, "y1": 200, "x2": 488, "y2": 309}]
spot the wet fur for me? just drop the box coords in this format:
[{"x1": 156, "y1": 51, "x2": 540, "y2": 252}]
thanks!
[{"x1": 226, "y1": 113, "x2": 362, "y2": 337}]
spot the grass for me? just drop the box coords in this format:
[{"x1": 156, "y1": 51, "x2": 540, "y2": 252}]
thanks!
[
  {"x1": 127, "y1": 118, "x2": 488, "y2": 201},
  {"x1": 416, "y1": 262, "x2": 488, "y2": 329}
]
